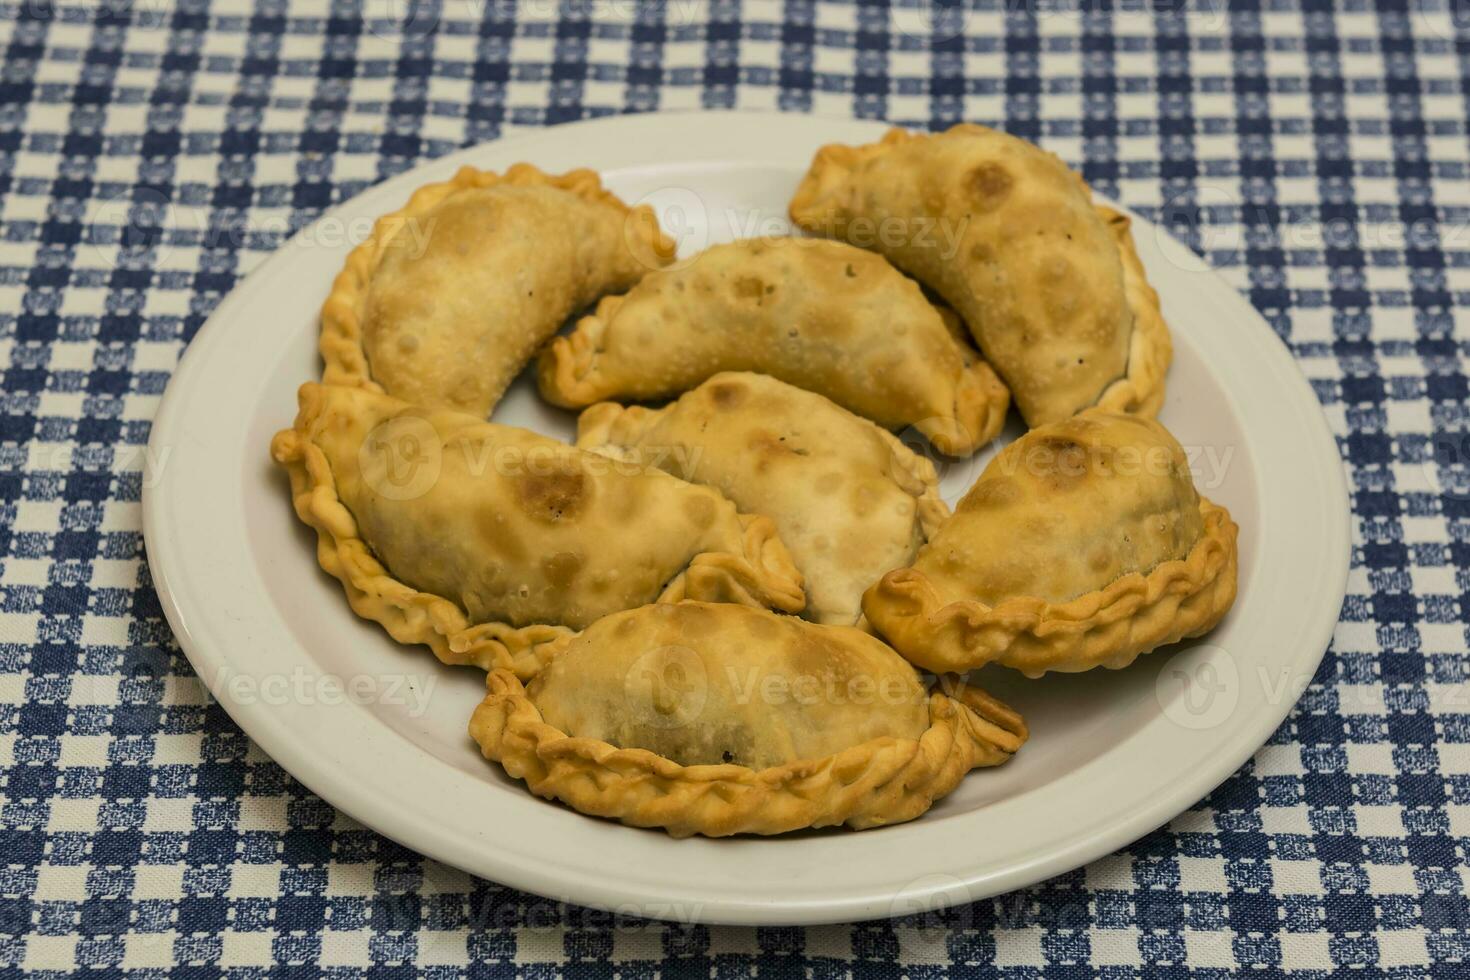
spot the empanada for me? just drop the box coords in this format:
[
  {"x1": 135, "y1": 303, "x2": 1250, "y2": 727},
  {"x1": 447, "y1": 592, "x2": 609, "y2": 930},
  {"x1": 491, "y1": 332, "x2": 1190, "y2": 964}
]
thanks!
[
  {"x1": 789, "y1": 125, "x2": 1170, "y2": 427},
  {"x1": 577, "y1": 372, "x2": 950, "y2": 625},
  {"x1": 469, "y1": 602, "x2": 1027, "y2": 837},
  {"x1": 537, "y1": 236, "x2": 1010, "y2": 455},
  {"x1": 863, "y1": 410, "x2": 1238, "y2": 677},
  {"x1": 270, "y1": 383, "x2": 804, "y2": 676},
  {"x1": 321, "y1": 164, "x2": 674, "y2": 419}
]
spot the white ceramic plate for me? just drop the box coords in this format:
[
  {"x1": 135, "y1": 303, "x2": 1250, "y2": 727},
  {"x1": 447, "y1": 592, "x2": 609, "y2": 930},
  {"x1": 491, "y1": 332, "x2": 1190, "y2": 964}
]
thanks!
[{"x1": 143, "y1": 112, "x2": 1349, "y2": 926}]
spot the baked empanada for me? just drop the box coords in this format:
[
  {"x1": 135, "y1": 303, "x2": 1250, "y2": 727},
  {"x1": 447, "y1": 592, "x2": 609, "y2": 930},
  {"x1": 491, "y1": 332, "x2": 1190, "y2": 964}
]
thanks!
[
  {"x1": 537, "y1": 236, "x2": 1010, "y2": 455},
  {"x1": 863, "y1": 410, "x2": 1238, "y2": 677},
  {"x1": 469, "y1": 602, "x2": 1027, "y2": 837},
  {"x1": 789, "y1": 125, "x2": 1170, "y2": 427},
  {"x1": 321, "y1": 164, "x2": 674, "y2": 419},
  {"x1": 577, "y1": 372, "x2": 950, "y2": 625},
  {"x1": 270, "y1": 383, "x2": 804, "y2": 676}
]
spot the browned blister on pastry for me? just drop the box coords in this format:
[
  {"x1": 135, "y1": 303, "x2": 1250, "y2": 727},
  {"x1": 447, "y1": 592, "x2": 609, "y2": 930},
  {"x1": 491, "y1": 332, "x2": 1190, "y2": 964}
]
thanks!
[
  {"x1": 538, "y1": 236, "x2": 1009, "y2": 455},
  {"x1": 789, "y1": 125, "x2": 1170, "y2": 427},
  {"x1": 320, "y1": 164, "x2": 674, "y2": 419},
  {"x1": 269, "y1": 384, "x2": 803, "y2": 676},
  {"x1": 578, "y1": 372, "x2": 950, "y2": 625},
  {"x1": 863, "y1": 410, "x2": 1238, "y2": 677},
  {"x1": 469, "y1": 602, "x2": 1027, "y2": 837}
]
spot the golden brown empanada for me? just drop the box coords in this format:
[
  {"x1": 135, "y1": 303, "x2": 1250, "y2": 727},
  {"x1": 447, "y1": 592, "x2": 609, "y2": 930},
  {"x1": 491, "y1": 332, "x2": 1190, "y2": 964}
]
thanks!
[
  {"x1": 270, "y1": 383, "x2": 804, "y2": 676},
  {"x1": 577, "y1": 372, "x2": 950, "y2": 625},
  {"x1": 537, "y1": 236, "x2": 1009, "y2": 455},
  {"x1": 469, "y1": 602, "x2": 1027, "y2": 837},
  {"x1": 863, "y1": 410, "x2": 1237, "y2": 677},
  {"x1": 320, "y1": 164, "x2": 674, "y2": 419},
  {"x1": 789, "y1": 125, "x2": 1170, "y2": 427}
]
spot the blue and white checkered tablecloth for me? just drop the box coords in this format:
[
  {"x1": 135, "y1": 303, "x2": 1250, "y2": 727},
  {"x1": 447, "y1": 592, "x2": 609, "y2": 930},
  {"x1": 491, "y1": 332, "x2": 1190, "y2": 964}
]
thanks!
[{"x1": 2, "y1": 0, "x2": 1468, "y2": 973}]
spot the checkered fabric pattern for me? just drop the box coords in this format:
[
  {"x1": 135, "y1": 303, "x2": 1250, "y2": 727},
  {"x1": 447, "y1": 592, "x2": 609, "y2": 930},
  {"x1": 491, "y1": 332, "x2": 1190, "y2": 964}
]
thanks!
[{"x1": 1, "y1": 0, "x2": 1467, "y2": 973}]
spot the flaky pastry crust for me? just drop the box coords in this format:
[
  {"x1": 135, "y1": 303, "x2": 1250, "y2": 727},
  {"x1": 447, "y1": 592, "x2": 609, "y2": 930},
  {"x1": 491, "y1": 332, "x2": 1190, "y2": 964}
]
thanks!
[
  {"x1": 468, "y1": 604, "x2": 1027, "y2": 837},
  {"x1": 789, "y1": 125, "x2": 1169, "y2": 427},
  {"x1": 537, "y1": 236, "x2": 1009, "y2": 455},
  {"x1": 865, "y1": 498, "x2": 1237, "y2": 678},
  {"x1": 271, "y1": 415, "x2": 570, "y2": 679},
  {"x1": 320, "y1": 163, "x2": 674, "y2": 419},
  {"x1": 576, "y1": 372, "x2": 950, "y2": 625},
  {"x1": 270, "y1": 384, "x2": 805, "y2": 676},
  {"x1": 864, "y1": 410, "x2": 1238, "y2": 676}
]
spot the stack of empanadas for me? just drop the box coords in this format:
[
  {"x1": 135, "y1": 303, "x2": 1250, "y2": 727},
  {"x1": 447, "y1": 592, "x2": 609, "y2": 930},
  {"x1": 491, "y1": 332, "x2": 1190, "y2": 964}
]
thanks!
[{"x1": 271, "y1": 125, "x2": 1239, "y2": 838}]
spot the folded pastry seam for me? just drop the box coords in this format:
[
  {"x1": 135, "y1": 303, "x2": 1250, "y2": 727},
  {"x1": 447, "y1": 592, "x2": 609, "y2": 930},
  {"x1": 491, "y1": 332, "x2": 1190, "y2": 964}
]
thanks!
[
  {"x1": 1093, "y1": 206, "x2": 1173, "y2": 419},
  {"x1": 918, "y1": 356, "x2": 1011, "y2": 458},
  {"x1": 863, "y1": 498, "x2": 1239, "y2": 678},
  {"x1": 875, "y1": 426, "x2": 951, "y2": 540},
  {"x1": 270, "y1": 383, "x2": 807, "y2": 674},
  {"x1": 789, "y1": 124, "x2": 1172, "y2": 427},
  {"x1": 535, "y1": 292, "x2": 624, "y2": 409},
  {"x1": 575, "y1": 373, "x2": 951, "y2": 624},
  {"x1": 269, "y1": 422, "x2": 571, "y2": 679},
  {"x1": 469, "y1": 667, "x2": 1027, "y2": 838},
  {"x1": 656, "y1": 512, "x2": 807, "y2": 614}
]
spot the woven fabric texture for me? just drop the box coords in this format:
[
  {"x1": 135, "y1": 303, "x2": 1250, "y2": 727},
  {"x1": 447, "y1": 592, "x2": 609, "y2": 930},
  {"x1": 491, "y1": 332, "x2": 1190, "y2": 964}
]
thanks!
[{"x1": 1, "y1": 0, "x2": 1468, "y2": 973}]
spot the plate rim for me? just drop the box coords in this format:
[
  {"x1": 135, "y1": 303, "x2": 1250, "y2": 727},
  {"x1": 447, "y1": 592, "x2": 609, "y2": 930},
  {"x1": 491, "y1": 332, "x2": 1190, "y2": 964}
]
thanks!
[{"x1": 143, "y1": 110, "x2": 1351, "y2": 926}]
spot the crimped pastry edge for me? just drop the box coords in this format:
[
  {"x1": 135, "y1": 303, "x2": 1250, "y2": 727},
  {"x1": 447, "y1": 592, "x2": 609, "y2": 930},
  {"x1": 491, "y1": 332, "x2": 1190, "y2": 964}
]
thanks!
[
  {"x1": 919, "y1": 353, "x2": 1011, "y2": 456},
  {"x1": 269, "y1": 423, "x2": 571, "y2": 680},
  {"x1": 924, "y1": 306, "x2": 1011, "y2": 456},
  {"x1": 468, "y1": 667, "x2": 1027, "y2": 837},
  {"x1": 269, "y1": 384, "x2": 808, "y2": 678},
  {"x1": 535, "y1": 291, "x2": 626, "y2": 408},
  {"x1": 872, "y1": 425, "x2": 952, "y2": 540},
  {"x1": 319, "y1": 164, "x2": 673, "y2": 394},
  {"x1": 787, "y1": 125, "x2": 921, "y2": 225},
  {"x1": 862, "y1": 497, "x2": 1239, "y2": 678},
  {"x1": 788, "y1": 126, "x2": 1172, "y2": 424},
  {"x1": 655, "y1": 511, "x2": 807, "y2": 614},
  {"x1": 1094, "y1": 206, "x2": 1173, "y2": 418}
]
